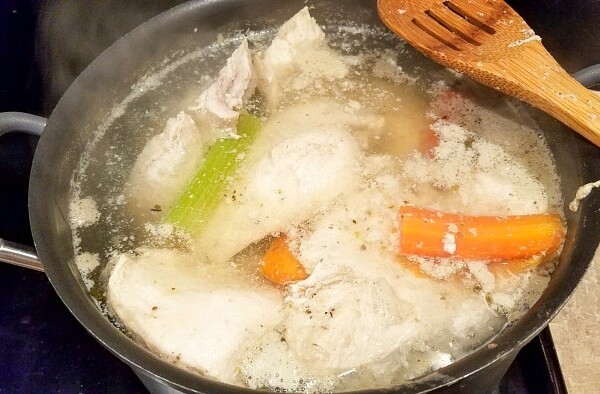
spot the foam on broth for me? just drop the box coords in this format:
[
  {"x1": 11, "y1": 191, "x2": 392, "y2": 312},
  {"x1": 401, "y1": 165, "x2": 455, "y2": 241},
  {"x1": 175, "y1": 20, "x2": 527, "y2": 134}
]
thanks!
[{"x1": 68, "y1": 21, "x2": 563, "y2": 392}]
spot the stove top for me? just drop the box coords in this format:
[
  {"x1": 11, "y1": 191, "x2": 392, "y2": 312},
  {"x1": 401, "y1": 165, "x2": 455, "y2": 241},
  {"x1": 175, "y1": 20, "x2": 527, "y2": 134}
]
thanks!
[
  {"x1": 0, "y1": 1, "x2": 567, "y2": 392},
  {"x1": 0, "y1": 257, "x2": 146, "y2": 393}
]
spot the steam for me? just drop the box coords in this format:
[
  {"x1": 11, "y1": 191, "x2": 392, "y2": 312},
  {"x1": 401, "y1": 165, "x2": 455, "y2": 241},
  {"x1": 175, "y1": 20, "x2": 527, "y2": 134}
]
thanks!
[{"x1": 36, "y1": 0, "x2": 181, "y2": 111}]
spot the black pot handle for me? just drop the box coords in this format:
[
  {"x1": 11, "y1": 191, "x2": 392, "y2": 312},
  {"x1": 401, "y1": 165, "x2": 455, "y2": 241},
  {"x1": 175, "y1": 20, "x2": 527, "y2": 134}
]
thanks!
[
  {"x1": 0, "y1": 111, "x2": 46, "y2": 271},
  {"x1": 572, "y1": 64, "x2": 600, "y2": 89}
]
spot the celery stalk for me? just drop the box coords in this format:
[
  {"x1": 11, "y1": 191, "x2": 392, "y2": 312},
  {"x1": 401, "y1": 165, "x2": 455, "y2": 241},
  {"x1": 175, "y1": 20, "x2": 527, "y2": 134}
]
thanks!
[{"x1": 165, "y1": 114, "x2": 261, "y2": 234}]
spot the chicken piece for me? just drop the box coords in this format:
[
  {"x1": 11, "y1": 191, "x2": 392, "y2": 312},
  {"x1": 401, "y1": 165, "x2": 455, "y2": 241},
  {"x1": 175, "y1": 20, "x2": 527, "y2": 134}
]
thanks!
[
  {"x1": 261, "y1": 174, "x2": 503, "y2": 383},
  {"x1": 399, "y1": 119, "x2": 549, "y2": 215},
  {"x1": 196, "y1": 126, "x2": 362, "y2": 264},
  {"x1": 254, "y1": 7, "x2": 348, "y2": 109},
  {"x1": 192, "y1": 100, "x2": 383, "y2": 264},
  {"x1": 285, "y1": 268, "x2": 418, "y2": 377},
  {"x1": 126, "y1": 40, "x2": 256, "y2": 215},
  {"x1": 126, "y1": 112, "x2": 203, "y2": 214},
  {"x1": 280, "y1": 228, "x2": 502, "y2": 383},
  {"x1": 191, "y1": 38, "x2": 257, "y2": 143},
  {"x1": 107, "y1": 248, "x2": 283, "y2": 384}
]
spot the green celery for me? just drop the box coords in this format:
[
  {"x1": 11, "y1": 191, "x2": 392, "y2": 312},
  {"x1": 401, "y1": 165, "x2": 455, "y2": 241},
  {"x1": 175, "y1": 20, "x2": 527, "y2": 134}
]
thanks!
[{"x1": 165, "y1": 113, "x2": 261, "y2": 234}]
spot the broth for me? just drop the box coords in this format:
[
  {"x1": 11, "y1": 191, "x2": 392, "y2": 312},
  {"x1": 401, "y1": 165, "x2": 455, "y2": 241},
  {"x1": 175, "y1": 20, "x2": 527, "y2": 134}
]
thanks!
[{"x1": 68, "y1": 9, "x2": 563, "y2": 393}]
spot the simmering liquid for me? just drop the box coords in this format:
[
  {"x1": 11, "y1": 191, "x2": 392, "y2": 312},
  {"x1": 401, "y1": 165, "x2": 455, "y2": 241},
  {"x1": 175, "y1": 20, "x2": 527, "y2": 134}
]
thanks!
[{"x1": 68, "y1": 19, "x2": 563, "y2": 392}]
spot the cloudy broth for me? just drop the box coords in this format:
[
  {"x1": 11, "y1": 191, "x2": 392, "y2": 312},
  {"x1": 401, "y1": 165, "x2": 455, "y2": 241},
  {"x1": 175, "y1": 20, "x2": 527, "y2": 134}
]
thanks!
[{"x1": 68, "y1": 20, "x2": 563, "y2": 392}]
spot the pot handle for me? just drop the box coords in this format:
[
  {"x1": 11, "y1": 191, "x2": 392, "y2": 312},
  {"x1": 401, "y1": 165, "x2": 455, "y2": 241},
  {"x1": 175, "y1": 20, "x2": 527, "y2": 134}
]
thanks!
[
  {"x1": 0, "y1": 239, "x2": 43, "y2": 272},
  {"x1": 0, "y1": 112, "x2": 46, "y2": 272},
  {"x1": 0, "y1": 112, "x2": 46, "y2": 137},
  {"x1": 572, "y1": 64, "x2": 600, "y2": 89}
]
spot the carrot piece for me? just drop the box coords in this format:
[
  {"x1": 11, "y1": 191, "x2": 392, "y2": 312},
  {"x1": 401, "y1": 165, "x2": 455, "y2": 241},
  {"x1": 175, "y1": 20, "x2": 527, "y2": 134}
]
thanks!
[
  {"x1": 420, "y1": 126, "x2": 439, "y2": 156},
  {"x1": 262, "y1": 235, "x2": 308, "y2": 285},
  {"x1": 398, "y1": 206, "x2": 564, "y2": 261}
]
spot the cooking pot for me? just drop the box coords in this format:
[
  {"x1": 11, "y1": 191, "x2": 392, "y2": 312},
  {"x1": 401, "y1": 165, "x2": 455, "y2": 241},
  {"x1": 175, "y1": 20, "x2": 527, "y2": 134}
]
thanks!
[{"x1": 1, "y1": 0, "x2": 600, "y2": 392}]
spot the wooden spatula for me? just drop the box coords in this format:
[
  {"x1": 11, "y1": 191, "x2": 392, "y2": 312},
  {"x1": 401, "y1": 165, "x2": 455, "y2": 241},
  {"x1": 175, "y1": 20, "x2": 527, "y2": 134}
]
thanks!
[{"x1": 377, "y1": 0, "x2": 600, "y2": 147}]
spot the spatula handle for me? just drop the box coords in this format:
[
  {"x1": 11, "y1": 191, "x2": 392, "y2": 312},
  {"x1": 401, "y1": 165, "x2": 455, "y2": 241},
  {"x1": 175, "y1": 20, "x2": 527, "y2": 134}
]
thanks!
[
  {"x1": 536, "y1": 73, "x2": 600, "y2": 147},
  {"x1": 489, "y1": 41, "x2": 600, "y2": 147}
]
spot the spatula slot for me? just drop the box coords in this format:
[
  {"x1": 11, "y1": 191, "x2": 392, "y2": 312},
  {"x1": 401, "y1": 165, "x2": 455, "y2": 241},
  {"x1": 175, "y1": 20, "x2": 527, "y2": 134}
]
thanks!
[
  {"x1": 411, "y1": 17, "x2": 462, "y2": 51},
  {"x1": 443, "y1": 1, "x2": 496, "y2": 35},
  {"x1": 425, "y1": 9, "x2": 481, "y2": 46}
]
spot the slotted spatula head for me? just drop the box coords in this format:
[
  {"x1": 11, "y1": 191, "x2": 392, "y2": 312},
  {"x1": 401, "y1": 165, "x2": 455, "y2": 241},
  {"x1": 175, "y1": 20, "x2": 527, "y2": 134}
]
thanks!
[
  {"x1": 376, "y1": 0, "x2": 546, "y2": 94},
  {"x1": 377, "y1": 0, "x2": 600, "y2": 148},
  {"x1": 377, "y1": 0, "x2": 537, "y2": 62}
]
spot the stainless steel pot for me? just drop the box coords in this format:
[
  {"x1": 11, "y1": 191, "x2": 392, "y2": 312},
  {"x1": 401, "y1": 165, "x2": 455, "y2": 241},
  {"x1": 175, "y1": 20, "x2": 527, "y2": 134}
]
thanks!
[{"x1": 1, "y1": 0, "x2": 600, "y2": 392}]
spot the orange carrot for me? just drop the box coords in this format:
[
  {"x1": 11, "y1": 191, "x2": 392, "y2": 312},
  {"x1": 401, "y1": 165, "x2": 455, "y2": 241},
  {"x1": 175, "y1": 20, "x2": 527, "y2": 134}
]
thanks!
[
  {"x1": 420, "y1": 126, "x2": 439, "y2": 156},
  {"x1": 398, "y1": 206, "x2": 564, "y2": 261},
  {"x1": 262, "y1": 235, "x2": 308, "y2": 285}
]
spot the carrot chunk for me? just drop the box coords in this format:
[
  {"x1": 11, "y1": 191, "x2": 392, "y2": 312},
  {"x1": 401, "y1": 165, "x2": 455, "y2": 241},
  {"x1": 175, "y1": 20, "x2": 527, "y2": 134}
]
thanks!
[
  {"x1": 398, "y1": 206, "x2": 564, "y2": 261},
  {"x1": 262, "y1": 235, "x2": 308, "y2": 285},
  {"x1": 420, "y1": 126, "x2": 439, "y2": 156}
]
